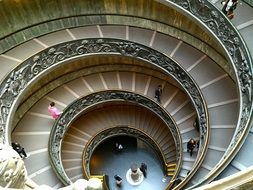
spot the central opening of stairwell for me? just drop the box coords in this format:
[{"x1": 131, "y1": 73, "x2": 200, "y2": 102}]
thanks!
[{"x1": 90, "y1": 135, "x2": 170, "y2": 190}]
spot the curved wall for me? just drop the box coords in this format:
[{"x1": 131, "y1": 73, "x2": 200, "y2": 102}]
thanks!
[
  {"x1": 1, "y1": 0, "x2": 251, "y2": 189},
  {"x1": 0, "y1": 0, "x2": 226, "y2": 72}
]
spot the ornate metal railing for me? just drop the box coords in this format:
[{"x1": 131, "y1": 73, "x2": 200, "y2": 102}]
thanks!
[
  {"x1": 48, "y1": 90, "x2": 182, "y2": 185},
  {"x1": 157, "y1": 0, "x2": 253, "y2": 188},
  {"x1": 0, "y1": 38, "x2": 209, "y2": 186},
  {"x1": 0, "y1": 0, "x2": 250, "y2": 189},
  {"x1": 192, "y1": 166, "x2": 253, "y2": 190},
  {"x1": 82, "y1": 126, "x2": 170, "y2": 178}
]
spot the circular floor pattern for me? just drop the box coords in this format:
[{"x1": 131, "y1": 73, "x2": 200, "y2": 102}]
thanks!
[
  {"x1": 90, "y1": 135, "x2": 170, "y2": 190},
  {"x1": 126, "y1": 168, "x2": 144, "y2": 186}
]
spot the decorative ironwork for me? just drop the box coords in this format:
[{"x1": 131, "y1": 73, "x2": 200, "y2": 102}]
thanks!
[
  {"x1": 0, "y1": 38, "x2": 208, "y2": 144},
  {"x1": 49, "y1": 90, "x2": 182, "y2": 184},
  {"x1": 82, "y1": 126, "x2": 170, "y2": 178},
  {"x1": 163, "y1": 0, "x2": 253, "y2": 188},
  {"x1": 168, "y1": 0, "x2": 252, "y2": 104},
  {"x1": 0, "y1": 0, "x2": 250, "y2": 189},
  {"x1": 0, "y1": 37, "x2": 208, "y2": 186}
]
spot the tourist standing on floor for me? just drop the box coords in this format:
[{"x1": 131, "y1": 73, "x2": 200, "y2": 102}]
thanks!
[
  {"x1": 140, "y1": 163, "x2": 147, "y2": 178},
  {"x1": 114, "y1": 175, "x2": 123, "y2": 186},
  {"x1": 48, "y1": 102, "x2": 62, "y2": 120}
]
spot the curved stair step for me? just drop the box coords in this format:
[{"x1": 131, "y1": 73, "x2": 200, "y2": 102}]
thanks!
[
  {"x1": 10, "y1": 24, "x2": 237, "y2": 187},
  {"x1": 61, "y1": 105, "x2": 178, "y2": 177}
]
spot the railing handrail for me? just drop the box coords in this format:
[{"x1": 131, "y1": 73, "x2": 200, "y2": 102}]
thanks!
[
  {"x1": 48, "y1": 90, "x2": 183, "y2": 185},
  {"x1": 0, "y1": 38, "x2": 209, "y2": 188},
  {"x1": 156, "y1": 0, "x2": 253, "y2": 188},
  {"x1": 0, "y1": 0, "x2": 251, "y2": 188},
  {"x1": 82, "y1": 126, "x2": 172, "y2": 178},
  {"x1": 192, "y1": 166, "x2": 253, "y2": 190}
]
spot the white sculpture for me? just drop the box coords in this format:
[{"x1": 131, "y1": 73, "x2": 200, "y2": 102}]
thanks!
[
  {"x1": 72, "y1": 179, "x2": 88, "y2": 190},
  {"x1": 87, "y1": 178, "x2": 102, "y2": 190},
  {"x1": 0, "y1": 143, "x2": 103, "y2": 190},
  {"x1": 130, "y1": 164, "x2": 142, "y2": 182},
  {"x1": 41, "y1": 178, "x2": 102, "y2": 190},
  {"x1": 126, "y1": 163, "x2": 144, "y2": 186},
  {"x1": 0, "y1": 143, "x2": 27, "y2": 189}
]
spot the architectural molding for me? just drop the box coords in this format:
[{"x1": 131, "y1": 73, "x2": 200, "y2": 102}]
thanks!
[
  {"x1": 48, "y1": 90, "x2": 182, "y2": 185},
  {"x1": 0, "y1": 38, "x2": 208, "y2": 187},
  {"x1": 82, "y1": 126, "x2": 171, "y2": 178},
  {"x1": 159, "y1": 0, "x2": 253, "y2": 187}
]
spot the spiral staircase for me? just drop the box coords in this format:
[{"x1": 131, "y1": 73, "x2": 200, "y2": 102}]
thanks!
[{"x1": 0, "y1": 0, "x2": 253, "y2": 190}]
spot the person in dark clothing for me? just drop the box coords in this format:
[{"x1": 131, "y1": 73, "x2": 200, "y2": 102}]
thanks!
[
  {"x1": 11, "y1": 142, "x2": 28, "y2": 159},
  {"x1": 154, "y1": 85, "x2": 163, "y2": 103},
  {"x1": 187, "y1": 138, "x2": 196, "y2": 157},
  {"x1": 140, "y1": 163, "x2": 147, "y2": 178},
  {"x1": 221, "y1": 0, "x2": 238, "y2": 19},
  {"x1": 197, "y1": 140, "x2": 200, "y2": 149},
  {"x1": 193, "y1": 118, "x2": 199, "y2": 132},
  {"x1": 114, "y1": 175, "x2": 122, "y2": 186}
]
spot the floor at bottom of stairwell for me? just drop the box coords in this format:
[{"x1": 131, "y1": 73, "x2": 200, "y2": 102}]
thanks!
[{"x1": 90, "y1": 136, "x2": 171, "y2": 190}]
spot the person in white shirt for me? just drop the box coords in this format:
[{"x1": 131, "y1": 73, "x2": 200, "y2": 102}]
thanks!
[{"x1": 221, "y1": 0, "x2": 238, "y2": 18}]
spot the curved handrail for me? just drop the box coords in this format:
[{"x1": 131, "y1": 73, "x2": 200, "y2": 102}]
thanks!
[
  {"x1": 0, "y1": 0, "x2": 250, "y2": 188},
  {"x1": 48, "y1": 90, "x2": 182, "y2": 185},
  {"x1": 82, "y1": 126, "x2": 171, "y2": 179},
  {"x1": 193, "y1": 166, "x2": 253, "y2": 190},
  {"x1": 156, "y1": 1, "x2": 253, "y2": 188},
  {"x1": 12, "y1": 64, "x2": 181, "y2": 128},
  {"x1": 0, "y1": 38, "x2": 209, "y2": 187}
]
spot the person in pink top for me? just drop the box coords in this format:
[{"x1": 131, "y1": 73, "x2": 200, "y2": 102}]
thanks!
[{"x1": 48, "y1": 102, "x2": 61, "y2": 119}]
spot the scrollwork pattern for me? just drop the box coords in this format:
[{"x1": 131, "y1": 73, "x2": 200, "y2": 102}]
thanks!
[
  {"x1": 170, "y1": 0, "x2": 252, "y2": 101},
  {"x1": 48, "y1": 90, "x2": 182, "y2": 184},
  {"x1": 168, "y1": 0, "x2": 252, "y2": 186},
  {"x1": 83, "y1": 126, "x2": 168, "y2": 177},
  {"x1": 0, "y1": 39, "x2": 208, "y2": 146},
  {"x1": 0, "y1": 0, "x2": 250, "y2": 188},
  {"x1": 0, "y1": 38, "x2": 209, "y2": 186}
]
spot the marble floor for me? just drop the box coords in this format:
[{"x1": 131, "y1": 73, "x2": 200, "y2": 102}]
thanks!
[{"x1": 90, "y1": 136, "x2": 171, "y2": 190}]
